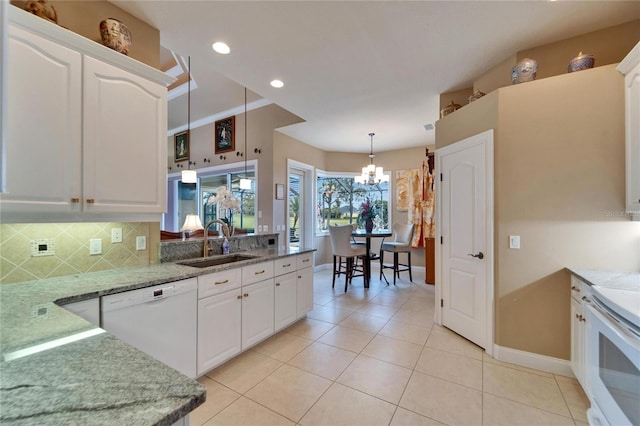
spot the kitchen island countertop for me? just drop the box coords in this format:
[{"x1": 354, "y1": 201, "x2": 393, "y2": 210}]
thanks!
[{"x1": 0, "y1": 247, "x2": 315, "y2": 425}]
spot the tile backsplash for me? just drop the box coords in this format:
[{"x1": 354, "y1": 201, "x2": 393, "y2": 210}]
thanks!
[{"x1": 0, "y1": 222, "x2": 154, "y2": 284}]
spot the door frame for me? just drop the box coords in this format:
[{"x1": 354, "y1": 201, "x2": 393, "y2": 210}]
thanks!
[
  {"x1": 434, "y1": 129, "x2": 495, "y2": 356},
  {"x1": 286, "y1": 159, "x2": 315, "y2": 251}
]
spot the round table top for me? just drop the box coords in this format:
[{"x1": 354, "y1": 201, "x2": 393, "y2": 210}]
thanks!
[{"x1": 352, "y1": 230, "x2": 392, "y2": 237}]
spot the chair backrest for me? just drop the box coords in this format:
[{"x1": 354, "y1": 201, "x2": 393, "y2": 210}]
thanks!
[
  {"x1": 393, "y1": 223, "x2": 415, "y2": 244},
  {"x1": 329, "y1": 224, "x2": 357, "y2": 257}
]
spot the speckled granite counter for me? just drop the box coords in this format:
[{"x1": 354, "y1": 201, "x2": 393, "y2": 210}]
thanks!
[
  {"x1": 567, "y1": 268, "x2": 640, "y2": 290},
  {"x1": 0, "y1": 247, "x2": 315, "y2": 425}
]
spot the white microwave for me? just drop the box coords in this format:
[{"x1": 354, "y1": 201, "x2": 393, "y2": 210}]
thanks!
[{"x1": 584, "y1": 286, "x2": 640, "y2": 426}]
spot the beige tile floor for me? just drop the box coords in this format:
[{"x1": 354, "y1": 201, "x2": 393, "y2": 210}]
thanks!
[{"x1": 191, "y1": 266, "x2": 590, "y2": 426}]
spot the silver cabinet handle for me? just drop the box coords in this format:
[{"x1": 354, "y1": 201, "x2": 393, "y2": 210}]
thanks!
[
  {"x1": 254, "y1": 270, "x2": 265, "y2": 275},
  {"x1": 214, "y1": 279, "x2": 229, "y2": 285}
]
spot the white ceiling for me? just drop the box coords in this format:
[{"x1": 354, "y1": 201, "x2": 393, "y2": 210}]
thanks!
[{"x1": 112, "y1": 1, "x2": 639, "y2": 154}]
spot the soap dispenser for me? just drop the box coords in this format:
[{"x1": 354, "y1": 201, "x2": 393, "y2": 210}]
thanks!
[{"x1": 222, "y1": 237, "x2": 230, "y2": 255}]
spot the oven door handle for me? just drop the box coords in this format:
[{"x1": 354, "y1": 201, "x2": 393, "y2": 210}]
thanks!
[{"x1": 585, "y1": 303, "x2": 640, "y2": 350}]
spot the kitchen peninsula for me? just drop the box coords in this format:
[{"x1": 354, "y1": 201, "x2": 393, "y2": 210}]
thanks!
[{"x1": 0, "y1": 245, "x2": 315, "y2": 425}]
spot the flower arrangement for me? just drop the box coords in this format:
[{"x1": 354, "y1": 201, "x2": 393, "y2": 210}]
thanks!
[
  {"x1": 359, "y1": 197, "x2": 377, "y2": 221},
  {"x1": 208, "y1": 186, "x2": 241, "y2": 224}
]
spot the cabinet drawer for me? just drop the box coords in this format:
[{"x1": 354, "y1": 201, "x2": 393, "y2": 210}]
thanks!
[
  {"x1": 296, "y1": 252, "x2": 313, "y2": 269},
  {"x1": 242, "y1": 261, "x2": 274, "y2": 285},
  {"x1": 274, "y1": 257, "x2": 296, "y2": 276},
  {"x1": 198, "y1": 268, "x2": 242, "y2": 299}
]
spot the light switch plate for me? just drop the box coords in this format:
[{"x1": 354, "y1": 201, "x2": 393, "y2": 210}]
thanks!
[
  {"x1": 509, "y1": 235, "x2": 520, "y2": 249},
  {"x1": 89, "y1": 239, "x2": 102, "y2": 255},
  {"x1": 136, "y1": 236, "x2": 146, "y2": 251}
]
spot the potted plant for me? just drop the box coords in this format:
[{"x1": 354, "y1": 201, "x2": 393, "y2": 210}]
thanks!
[{"x1": 360, "y1": 197, "x2": 377, "y2": 233}]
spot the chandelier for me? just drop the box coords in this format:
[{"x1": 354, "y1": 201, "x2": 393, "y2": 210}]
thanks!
[{"x1": 354, "y1": 132, "x2": 389, "y2": 185}]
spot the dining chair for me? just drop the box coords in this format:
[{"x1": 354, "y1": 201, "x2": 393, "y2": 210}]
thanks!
[
  {"x1": 329, "y1": 224, "x2": 367, "y2": 292},
  {"x1": 379, "y1": 223, "x2": 414, "y2": 285}
]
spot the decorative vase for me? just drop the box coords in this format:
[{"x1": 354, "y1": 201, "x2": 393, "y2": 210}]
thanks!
[
  {"x1": 440, "y1": 100, "x2": 461, "y2": 118},
  {"x1": 568, "y1": 52, "x2": 595, "y2": 73},
  {"x1": 468, "y1": 89, "x2": 486, "y2": 103},
  {"x1": 511, "y1": 58, "x2": 537, "y2": 84},
  {"x1": 365, "y1": 218, "x2": 374, "y2": 233},
  {"x1": 24, "y1": 0, "x2": 58, "y2": 24},
  {"x1": 99, "y1": 18, "x2": 132, "y2": 55}
]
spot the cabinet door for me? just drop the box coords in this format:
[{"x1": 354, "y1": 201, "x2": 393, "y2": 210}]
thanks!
[
  {"x1": 241, "y1": 279, "x2": 274, "y2": 349},
  {"x1": 3, "y1": 25, "x2": 81, "y2": 213},
  {"x1": 63, "y1": 298, "x2": 100, "y2": 327},
  {"x1": 624, "y1": 58, "x2": 640, "y2": 217},
  {"x1": 83, "y1": 56, "x2": 167, "y2": 213},
  {"x1": 296, "y1": 267, "x2": 314, "y2": 319},
  {"x1": 197, "y1": 289, "x2": 242, "y2": 376},
  {"x1": 570, "y1": 297, "x2": 584, "y2": 386},
  {"x1": 275, "y1": 272, "x2": 297, "y2": 331}
]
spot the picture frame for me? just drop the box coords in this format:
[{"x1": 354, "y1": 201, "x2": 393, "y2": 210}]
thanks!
[
  {"x1": 174, "y1": 130, "x2": 189, "y2": 162},
  {"x1": 214, "y1": 116, "x2": 235, "y2": 154},
  {"x1": 275, "y1": 183, "x2": 284, "y2": 200}
]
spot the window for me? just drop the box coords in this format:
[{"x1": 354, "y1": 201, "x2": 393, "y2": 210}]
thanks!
[
  {"x1": 316, "y1": 171, "x2": 390, "y2": 234},
  {"x1": 165, "y1": 161, "x2": 256, "y2": 233}
]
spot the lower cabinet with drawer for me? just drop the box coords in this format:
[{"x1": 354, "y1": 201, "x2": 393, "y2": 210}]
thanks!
[
  {"x1": 570, "y1": 275, "x2": 592, "y2": 392},
  {"x1": 196, "y1": 253, "x2": 313, "y2": 376}
]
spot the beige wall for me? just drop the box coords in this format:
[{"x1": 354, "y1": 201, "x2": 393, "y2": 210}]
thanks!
[
  {"x1": 435, "y1": 65, "x2": 640, "y2": 360},
  {"x1": 11, "y1": 1, "x2": 160, "y2": 67},
  {"x1": 474, "y1": 20, "x2": 639, "y2": 98},
  {"x1": 518, "y1": 20, "x2": 640, "y2": 80},
  {"x1": 0, "y1": 222, "x2": 158, "y2": 284}
]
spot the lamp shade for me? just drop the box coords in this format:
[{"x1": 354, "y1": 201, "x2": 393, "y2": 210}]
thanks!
[
  {"x1": 180, "y1": 214, "x2": 204, "y2": 232},
  {"x1": 182, "y1": 169, "x2": 197, "y2": 184}
]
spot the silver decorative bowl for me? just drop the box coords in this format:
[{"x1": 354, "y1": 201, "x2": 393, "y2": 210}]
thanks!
[
  {"x1": 511, "y1": 58, "x2": 537, "y2": 84},
  {"x1": 569, "y1": 52, "x2": 595, "y2": 73}
]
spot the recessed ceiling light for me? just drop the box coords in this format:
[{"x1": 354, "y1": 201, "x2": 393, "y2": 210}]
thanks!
[
  {"x1": 212, "y1": 42, "x2": 230, "y2": 54},
  {"x1": 270, "y1": 79, "x2": 284, "y2": 88}
]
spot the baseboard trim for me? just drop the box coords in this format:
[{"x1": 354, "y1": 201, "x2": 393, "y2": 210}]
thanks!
[{"x1": 492, "y1": 344, "x2": 574, "y2": 378}]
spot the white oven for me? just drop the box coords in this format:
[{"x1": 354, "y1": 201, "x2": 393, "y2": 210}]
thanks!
[{"x1": 584, "y1": 286, "x2": 640, "y2": 426}]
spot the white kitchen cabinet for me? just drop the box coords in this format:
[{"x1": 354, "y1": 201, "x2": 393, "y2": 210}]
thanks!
[
  {"x1": 1, "y1": 7, "x2": 172, "y2": 222},
  {"x1": 274, "y1": 272, "x2": 297, "y2": 331},
  {"x1": 618, "y1": 41, "x2": 640, "y2": 220},
  {"x1": 570, "y1": 276, "x2": 591, "y2": 392},
  {"x1": 3, "y1": 25, "x2": 82, "y2": 214},
  {"x1": 197, "y1": 288, "x2": 242, "y2": 376},
  {"x1": 241, "y1": 279, "x2": 275, "y2": 349},
  {"x1": 296, "y1": 253, "x2": 314, "y2": 318},
  {"x1": 63, "y1": 298, "x2": 100, "y2": 326}
]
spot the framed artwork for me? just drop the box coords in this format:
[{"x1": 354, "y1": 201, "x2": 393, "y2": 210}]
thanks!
[
  {"x1": 396, "y1": 169, "x2": 418, "y2": 211},
  {"x1": 275, "y1": 183, "x2": 284, "y2": 200},
  {"x1": 174, "y1": 130, "x2": 189, "y2": 162},
  {"x1": 214, "y1": 116, "x2": 235, "y2": 154}
]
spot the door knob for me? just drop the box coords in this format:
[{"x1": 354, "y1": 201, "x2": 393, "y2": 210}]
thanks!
[{"x1": 468, "y1": 252, "x2": 484, "y2": 260}]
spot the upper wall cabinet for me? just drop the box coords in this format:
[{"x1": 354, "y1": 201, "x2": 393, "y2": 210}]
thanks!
[
  {"x1": 1, "y1": 7, "x2": 174, "y2": 223},
  {"x1": 618, "y1": 41, "x2": 640, "y2": 221}
]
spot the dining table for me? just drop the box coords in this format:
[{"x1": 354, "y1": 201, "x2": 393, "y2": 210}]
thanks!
[{"x1": 352, "y1": 229, "x2": 392, "y2": 288}]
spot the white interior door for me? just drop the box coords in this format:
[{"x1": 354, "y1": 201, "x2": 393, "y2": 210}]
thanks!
[{"x1": 436, "y1": 130, "x2": 493, "y2": 351}]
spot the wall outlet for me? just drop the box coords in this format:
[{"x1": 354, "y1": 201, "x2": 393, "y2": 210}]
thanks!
[
  {"x1": 257, "y1": 225, "x2": 263, "y2": 232},
  {"x1": 509, "y1": 235, "x2": 520, "y2": 249},
  {"x1": 136, "y1": 236, "x2": 147, "y2": 251},
  {"x1": 111, "y1": 228, "x2": 123, "y2": 243},
  {"x1": 89, "y1": 239, "x2": 102, "y2": 255},
  {"x1": 263, "y1": 225, "x2": 269, "y2": 232}
]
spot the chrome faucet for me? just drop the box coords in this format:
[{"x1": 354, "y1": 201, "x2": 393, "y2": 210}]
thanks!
[{"x1": 203, "y1": 219, "x2": 231, "y2": 257}]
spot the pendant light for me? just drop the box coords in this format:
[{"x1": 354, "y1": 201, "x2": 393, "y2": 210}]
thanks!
[
  {"x1": 181, "y1": 56, "x2": 197, "y2": 184},
  {"x1": 354, "y1": 133, "x2": 389, "y2": 185},
  {"x1": 239, "y1": 87, "x2": 252, "y2": 190}
]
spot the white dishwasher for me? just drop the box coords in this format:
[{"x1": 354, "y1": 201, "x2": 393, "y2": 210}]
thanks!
[{"x1": 102, "y1": 278, "x2": 197, "y2": 378}]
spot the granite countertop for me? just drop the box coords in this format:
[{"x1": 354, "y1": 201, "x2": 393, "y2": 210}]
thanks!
[
  {"x1": 0, "y1": 247, "x2": 314, "y2": 425},
  {"x1": 567, "y1": 268, "x2": 640, "y2": 291}
]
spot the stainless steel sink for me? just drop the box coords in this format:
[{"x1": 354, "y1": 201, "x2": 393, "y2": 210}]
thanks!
[{"x1": 177, "y1": 254, "x2": 259, "y2": 268}]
